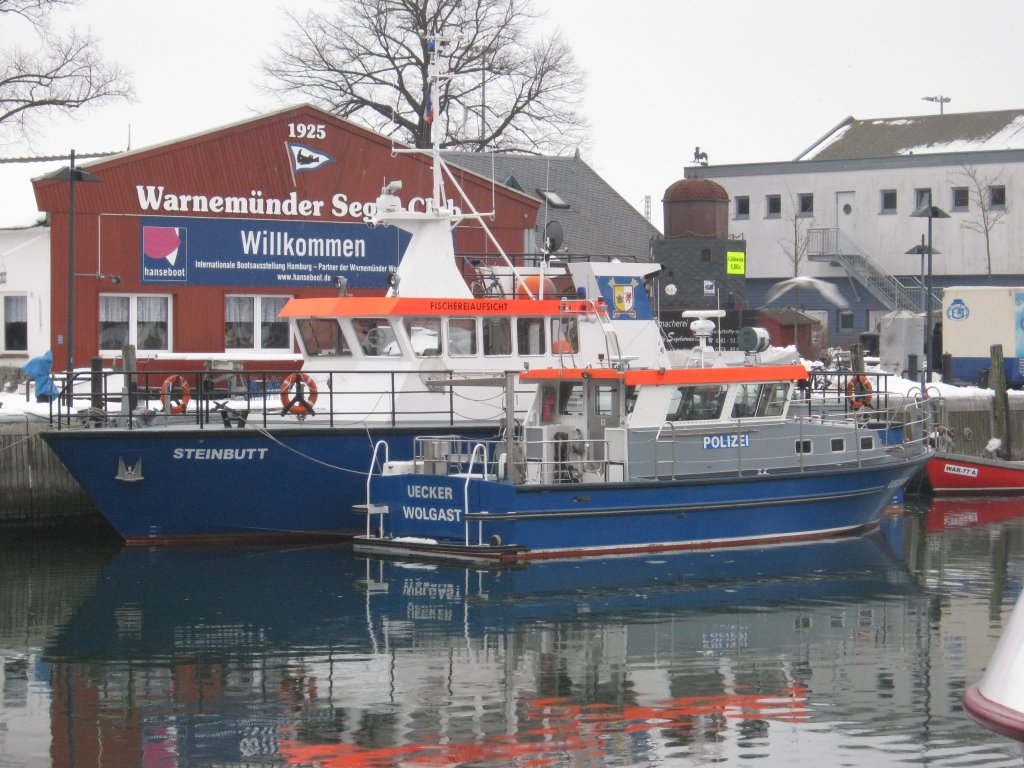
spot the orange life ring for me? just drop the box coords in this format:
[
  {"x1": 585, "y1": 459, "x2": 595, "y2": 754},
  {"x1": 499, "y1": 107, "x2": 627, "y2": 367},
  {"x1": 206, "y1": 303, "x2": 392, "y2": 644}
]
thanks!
[
  {"x1": 161, "y1": 375, "x2": 191, "y2": 415},
  {"x1": 846, "y1": 375, "x2": 873, "y2": 409},
  {"x1": 280, "y1": 372, "x2": 318, "y2": 415}
]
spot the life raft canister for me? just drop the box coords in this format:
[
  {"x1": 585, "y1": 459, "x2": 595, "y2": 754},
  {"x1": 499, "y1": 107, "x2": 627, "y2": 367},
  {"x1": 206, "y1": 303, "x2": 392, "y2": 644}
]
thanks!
[
  {"x1": 161, "y1": 375, "x2": 191, "y2": 415},
  {"x1": 846, "y1": 375, "x2": 873, "y2": 409},
  {"x1": 280, "y1": 372, "x2": 318, "y2": 415}
]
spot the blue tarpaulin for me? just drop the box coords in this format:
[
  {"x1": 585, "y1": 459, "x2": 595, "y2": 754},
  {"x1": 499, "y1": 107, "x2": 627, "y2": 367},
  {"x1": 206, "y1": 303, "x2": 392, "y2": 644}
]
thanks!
[{"x1": 22, "y1": 350, "x2": 56, "y2": 402}]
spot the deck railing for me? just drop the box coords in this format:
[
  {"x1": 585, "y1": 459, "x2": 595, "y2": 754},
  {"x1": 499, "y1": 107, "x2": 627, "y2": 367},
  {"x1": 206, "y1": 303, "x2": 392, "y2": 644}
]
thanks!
[{"x1": 42, "y1": 366, "x2": 535, "y2": 431}]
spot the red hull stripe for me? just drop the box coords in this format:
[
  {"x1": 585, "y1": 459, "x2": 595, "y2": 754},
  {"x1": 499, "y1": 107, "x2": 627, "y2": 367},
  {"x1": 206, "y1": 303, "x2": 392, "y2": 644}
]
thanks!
[{"x1": 963, "y1": 684, "x2": 1024, "y2": 742}]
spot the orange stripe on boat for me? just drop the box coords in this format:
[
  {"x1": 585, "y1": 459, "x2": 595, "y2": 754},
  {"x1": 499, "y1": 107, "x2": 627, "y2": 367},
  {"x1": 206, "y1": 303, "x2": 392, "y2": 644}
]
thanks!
[
  {"x1": 521, "y1": 364, "x2": 809, "y2": 384},
  {"x1": 280, "y1": 296, "x2": 593, "y2": 318}
]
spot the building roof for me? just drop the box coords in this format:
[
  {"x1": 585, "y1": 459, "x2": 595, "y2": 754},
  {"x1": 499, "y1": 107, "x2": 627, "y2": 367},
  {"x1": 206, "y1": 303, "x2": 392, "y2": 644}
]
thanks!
[
  {"x1": 798, "y1": 109, "x2": 1024, "y2": 161},
  {"x1": 442, "y1": 151, "x2": 660, "y2": 260},
  {"x1": 663, "y1": 178, "x2": 729, "y2": 203}
]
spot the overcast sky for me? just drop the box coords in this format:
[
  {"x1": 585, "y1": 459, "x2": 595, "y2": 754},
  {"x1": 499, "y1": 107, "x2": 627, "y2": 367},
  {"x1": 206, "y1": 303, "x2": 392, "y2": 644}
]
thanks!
[{"x1": 2, "y1": 0, "x2": 1022, "y2": 231}]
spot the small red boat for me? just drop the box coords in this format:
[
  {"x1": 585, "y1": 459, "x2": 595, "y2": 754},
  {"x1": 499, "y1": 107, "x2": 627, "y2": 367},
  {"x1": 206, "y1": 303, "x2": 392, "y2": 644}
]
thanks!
[{"x1": 926, "y1": 453, "x2": 1024, "y2": 495}]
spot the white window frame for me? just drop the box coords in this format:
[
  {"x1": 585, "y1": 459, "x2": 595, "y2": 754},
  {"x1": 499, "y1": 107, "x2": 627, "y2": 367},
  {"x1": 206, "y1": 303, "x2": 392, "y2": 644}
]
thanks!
[
  {"x1": 2, "y1": 294, "x2": 28, "y2": 353},
  {"x1": 225, "y1": 294, "x2": 293, "y2": 353},
  {"x1": 99, "y1": 294, "x2": 173, "y2": 355}
]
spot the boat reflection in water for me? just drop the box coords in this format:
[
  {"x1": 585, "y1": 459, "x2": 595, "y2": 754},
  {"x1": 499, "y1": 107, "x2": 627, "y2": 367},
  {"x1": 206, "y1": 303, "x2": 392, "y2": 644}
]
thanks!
[
  {"x1": 42, "y1": 531, "x2": 925, "y2": 767},
  {"x1": 926, "y1": 494, "x2": 1024, "y2": 533}
]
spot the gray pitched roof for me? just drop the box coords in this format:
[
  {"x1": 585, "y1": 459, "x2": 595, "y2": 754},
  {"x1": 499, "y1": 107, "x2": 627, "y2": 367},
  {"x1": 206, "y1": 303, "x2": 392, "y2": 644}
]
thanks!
[
  {"x1": 441, "y1": 151, "x2": 660, "y2": 260},
  {"x1": 798, "y1": 109, "x2": 1024, "y2": 161}
]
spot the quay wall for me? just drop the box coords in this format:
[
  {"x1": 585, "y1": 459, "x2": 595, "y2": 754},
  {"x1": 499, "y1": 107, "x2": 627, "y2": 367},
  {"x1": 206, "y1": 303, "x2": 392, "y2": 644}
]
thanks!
[
  {"x1": 936, "y1": 394, "x2": 1024, "y2": 460},
  {"x1": 0, "y1": 419, "x2": 103, "y2": 530}
]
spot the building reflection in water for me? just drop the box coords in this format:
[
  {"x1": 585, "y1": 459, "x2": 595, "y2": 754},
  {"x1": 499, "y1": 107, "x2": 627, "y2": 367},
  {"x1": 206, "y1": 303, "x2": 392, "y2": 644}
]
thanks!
[{"x1": 4, "y1": 503, "x2": 1021, "y2": 767}]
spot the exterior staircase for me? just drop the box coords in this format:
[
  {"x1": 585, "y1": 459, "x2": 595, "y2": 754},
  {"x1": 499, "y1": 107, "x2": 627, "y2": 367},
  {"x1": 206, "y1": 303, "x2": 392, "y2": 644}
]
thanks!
[{"x1": 806, "y1": 228, "x2": 940, "y2": 313}]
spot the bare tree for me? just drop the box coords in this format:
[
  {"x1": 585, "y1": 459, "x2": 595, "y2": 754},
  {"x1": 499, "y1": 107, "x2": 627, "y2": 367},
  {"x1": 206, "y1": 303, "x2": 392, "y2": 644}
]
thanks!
[
  {"x1": 0, "y1": 0, "x2": 133, "y2": 145},
  {"x1": 957, "y1": 165, "x2": 1008, "y2": 279},
  {"x1": 778, "y1": 191, "x2": 810, "y2": 278},
  {"x1": 261, "y1": 0, "x2": 589, "y2": 153}
]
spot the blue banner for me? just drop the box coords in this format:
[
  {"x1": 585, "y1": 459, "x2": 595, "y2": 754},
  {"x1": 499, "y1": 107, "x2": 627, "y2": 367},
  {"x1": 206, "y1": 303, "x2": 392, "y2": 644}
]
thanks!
[
  {"x1": 139, "y1": 216, "x2": 410, "y2": 288},
  {"x1": 596, "y1": 275, "x2": 654, "y2": 321}
]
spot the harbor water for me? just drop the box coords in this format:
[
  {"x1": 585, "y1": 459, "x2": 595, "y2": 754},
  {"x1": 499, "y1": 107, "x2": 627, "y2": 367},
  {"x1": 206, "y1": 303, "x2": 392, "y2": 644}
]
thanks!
[{"x1": 2, "y1": 496, "x2": 1023, "y2": 767}]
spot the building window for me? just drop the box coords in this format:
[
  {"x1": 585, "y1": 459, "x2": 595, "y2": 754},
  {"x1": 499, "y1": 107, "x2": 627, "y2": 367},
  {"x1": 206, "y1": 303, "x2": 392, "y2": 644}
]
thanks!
[
  {"x1": 735, "y1": 196, "x2": 750, "y2": 219},
  {"x1": 2, "y1": 295, "x2": 27, "y2": 352},
  {"x1": 915, "y1": 188, "x2": 932, "y2": 209},
  {"x1": 838, "y1": 309, "x2": 855, "y2": 331},
  {"x1": 880, "y1": 190, "x2": 897, "y2": 214},
  {"x1": 952, "y1": 187, "x2": 969, "y2": 211},
  {"x1": 990, "y1": 185, "x2": 1007, "y2": 208},
  {"x1": 100, "y1": 294, "x2": 170, "y2": 353},
  {"x1": 766, "y1": 194, "x2": 781, "y2": 218},
  {"x1": 701, "y1": 248, "x2": 712, "y2": 261},
  {"x1": 225, "y1": 295, "x2": 291, "y2": 351},
  {"x1": 798, "y1": 193, "x2": 814, "y2": 216}
]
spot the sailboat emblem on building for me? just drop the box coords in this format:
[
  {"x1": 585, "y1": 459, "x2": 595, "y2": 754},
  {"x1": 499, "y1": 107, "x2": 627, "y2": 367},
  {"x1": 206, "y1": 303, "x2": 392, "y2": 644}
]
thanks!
[{"x1": 287, "y1": 143, "x2": 334, "y2": 173}]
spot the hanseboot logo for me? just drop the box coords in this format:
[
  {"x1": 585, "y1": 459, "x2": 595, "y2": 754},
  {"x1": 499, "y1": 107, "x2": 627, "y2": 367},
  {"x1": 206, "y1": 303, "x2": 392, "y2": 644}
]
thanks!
[{"x1": 142, "y1": 226, "x2": 187, "y2": 282}]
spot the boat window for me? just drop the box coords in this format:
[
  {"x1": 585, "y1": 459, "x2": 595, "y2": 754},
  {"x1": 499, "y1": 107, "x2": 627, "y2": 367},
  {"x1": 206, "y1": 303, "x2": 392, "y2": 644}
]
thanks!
[
  {"x1": 624, "y1": 386, "x2": 638, "y2": 414},
  {"x1": 517, "y1": 317, "x2": 546, "y2": 356},
  {"x1": 483, "y1": 317, "x2": 512, "y2": 356},
  {"x1": 559, "y1": 382, "x2": 584, "y2": 415},
  {"x1": 731, "y1": 383, "x2": 760, "y2": 418},
  {"x1": 667, "y1": 384, "x2": 728, "y2": 421},
  {"x1": 860, "y1": 435, "x2": 875, "y2": 450},
  {"x1": 757, "y1": 382, "x2": 789, "y2": 416},
  {"x1": 551, "y1": 316, "x2": 579, "y2": 354},
  {"x1": 594, "y1": 384, "x2": 616, "y2": 416},
  {"x1": 404, "y1": 317, "x2": 441, "y2": 357},
  {"x1": 354, "y1": 317, "x2": 400, "y2": 356},
  {"x1": 447, "y1": 318, "x2": 478, "y2": 356},
  {"x1": 795, "y1": 439, "x2": 812, "y2": 454},
  {"x1": 831, "y1": 438, "x2": 845, "y2": 452},
  {"x1": 730, "y1": 382, "x2": 791, "y2": 418},
  {"x1": 296, "y1": 318, "x2": 347, "y2": 356}
]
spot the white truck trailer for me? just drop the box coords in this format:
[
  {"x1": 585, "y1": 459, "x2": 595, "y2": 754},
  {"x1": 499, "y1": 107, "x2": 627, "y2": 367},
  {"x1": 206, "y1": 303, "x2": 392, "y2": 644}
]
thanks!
[{"x1": 941, "y1": 286, "x2": 1024, "y2": 386}]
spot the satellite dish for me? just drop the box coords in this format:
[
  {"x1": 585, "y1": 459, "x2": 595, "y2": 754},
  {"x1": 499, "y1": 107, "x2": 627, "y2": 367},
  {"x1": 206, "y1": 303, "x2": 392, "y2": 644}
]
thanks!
[{"x1": 544, "y1": 220, "x2": 563, "y2": 253}]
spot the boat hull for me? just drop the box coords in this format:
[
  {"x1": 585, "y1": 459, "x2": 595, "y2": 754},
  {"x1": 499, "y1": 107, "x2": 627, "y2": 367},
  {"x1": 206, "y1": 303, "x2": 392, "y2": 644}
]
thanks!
[
  {"x1": 926, "y1": 453, "x2": 1024, "y2": 495},
  {"x1": 963, "y1": 590, "x2": 1024, "y2": 742},
  {"x1": 42, "y1": 424, "x2": 497, "y2": 544},
  {"x1": 358, "y1": 455, "x2": 927, "y2": 563}
]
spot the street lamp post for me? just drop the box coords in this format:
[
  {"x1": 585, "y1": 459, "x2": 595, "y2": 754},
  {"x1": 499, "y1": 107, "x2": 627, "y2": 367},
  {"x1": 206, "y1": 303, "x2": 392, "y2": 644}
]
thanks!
[
  {"x1": 911, "y1": 199, "x2": 950, "y2": 388},
  {"x1": 43, "y1": 150, "x2": 101, "y2": 407}
]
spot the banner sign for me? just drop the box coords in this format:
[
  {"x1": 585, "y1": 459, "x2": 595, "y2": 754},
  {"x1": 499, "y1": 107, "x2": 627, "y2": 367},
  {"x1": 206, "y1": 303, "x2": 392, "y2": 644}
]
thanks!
[
  {"x1": 727, "y1": 250, "x2": 746, "y2": 275},
  {"x1": 139, "y1": 216, "x2": 410, "y2": 288}
]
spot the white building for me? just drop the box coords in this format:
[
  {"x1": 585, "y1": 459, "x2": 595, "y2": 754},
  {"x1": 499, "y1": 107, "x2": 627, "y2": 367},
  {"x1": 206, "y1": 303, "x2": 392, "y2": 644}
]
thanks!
[
  {"x1": 684, "y1": 109, "x2": 1024, "y2": 346},
  {"x1": 0, "y1": 226, "x2": 50, "y2": 371}
]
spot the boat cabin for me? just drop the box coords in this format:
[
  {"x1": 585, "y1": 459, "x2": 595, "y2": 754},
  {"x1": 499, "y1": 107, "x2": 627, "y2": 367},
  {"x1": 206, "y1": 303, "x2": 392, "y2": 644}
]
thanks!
[{"x1": 513, "y1": 362, "x2": 890, "y2": 485}]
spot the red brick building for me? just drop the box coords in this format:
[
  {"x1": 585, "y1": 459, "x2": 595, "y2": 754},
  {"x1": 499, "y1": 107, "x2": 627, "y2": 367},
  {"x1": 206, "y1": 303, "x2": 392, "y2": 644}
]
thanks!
[{"x1": 32, "y1": 106, "x2": 539, "y2": 373}]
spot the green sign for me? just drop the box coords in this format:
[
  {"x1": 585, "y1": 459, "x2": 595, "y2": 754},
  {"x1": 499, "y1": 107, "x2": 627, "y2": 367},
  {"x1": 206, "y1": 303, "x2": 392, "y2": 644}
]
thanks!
[{"x1": 726, "y1": 250, "x2": 746, "y2": 275}]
